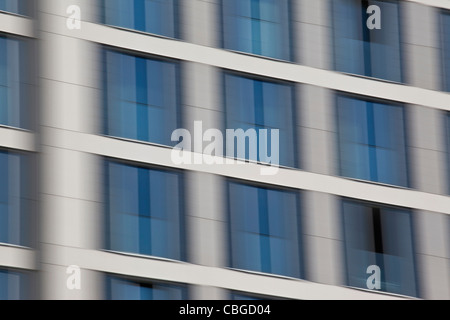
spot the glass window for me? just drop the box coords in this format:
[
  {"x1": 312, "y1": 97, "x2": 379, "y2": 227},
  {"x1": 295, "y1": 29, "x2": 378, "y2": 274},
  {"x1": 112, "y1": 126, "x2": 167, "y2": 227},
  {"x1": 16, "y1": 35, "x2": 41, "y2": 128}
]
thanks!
[
  {"x1": 342, "y1": 199, "x2": 417, "y2": 297},
  {"x1": 447, "y1": 113, "x2": 450, "y2": 194},
  {"x1": 224, "y1": 73, "x2": 296, "y2": 168},
  {"x1": 0, "y1": 35, "x2": 29, "y2": 129},
  {"x1": 106, "y1": 275, "x2": 187, "y2": 300},
  {"x1": 101, "y1": 0, "x2": 178, "y2": 38},
  {"x1": 103, "y1": 49, "x2": 180, "y2": 146},
  {"x1": 222, "y1": 0, "x2": 291, "y2": 61},
  {"x1": 336, "y1": 94, "x2": 408, "y2": 187},
  {"x1": 441, "y1": 11, "x2": 450, "y2": 92},
  {"x1": 105, "y1": 160, "x2": 184, "y2": 261},
  {"x1": 227, "y1": 181, "x2": 302, "y2": 278},
  {"x1": 0, "y1": 269, "x2": 30, "y2": 300},
  {"x1": 0, "y1": 150, "x2": 30, "y2": 247},
  {"x1": 332, "y1": 0, "x2": 402, "y2": 82},
  {"x1": 0, "y1": 0, "x2": 26, "y2": 15}
]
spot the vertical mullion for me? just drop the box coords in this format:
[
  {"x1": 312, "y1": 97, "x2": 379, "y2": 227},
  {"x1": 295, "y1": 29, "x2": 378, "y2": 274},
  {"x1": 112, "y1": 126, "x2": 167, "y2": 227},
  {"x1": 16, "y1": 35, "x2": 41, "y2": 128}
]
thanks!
[
  {"x1": 135, "y1": 57, "x2": 149, "y2": 141},
  {"x1": 258, "y1": 188, "x2": 271, "y2": 274},
  {"x1": 250, "y1": 0, "x2": 262, "y2": 55},
  {"x1": 366, "y1": 101, "x2": 378, "y2": 181}
]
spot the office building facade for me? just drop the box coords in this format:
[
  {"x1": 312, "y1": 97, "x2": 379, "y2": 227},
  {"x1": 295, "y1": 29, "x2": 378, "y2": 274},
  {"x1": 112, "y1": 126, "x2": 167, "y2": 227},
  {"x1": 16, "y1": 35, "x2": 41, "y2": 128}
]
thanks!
[{"x1": 0, "y1": 0, "x2": 449, "y2": 299}]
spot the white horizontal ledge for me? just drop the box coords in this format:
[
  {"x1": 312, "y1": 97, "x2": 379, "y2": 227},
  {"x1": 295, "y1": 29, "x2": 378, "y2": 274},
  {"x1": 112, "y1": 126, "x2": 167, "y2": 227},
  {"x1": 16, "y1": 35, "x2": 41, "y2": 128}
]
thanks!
[
  {"x1": 35, "y1": 11, "x2": 450, "y2": 112},
  {"x1": 41, "y1": 244, "x2": 409, "y2": 300},
  {"x1": 72, "y1": 21, "x2": 450, "y2": 112},
  {"x1": 0, "y1": 244, "x2": 37, "y2": 270},
  {"x1": 42, "y1": 127, "x2": 450, "y2": 216},
  {"x1": 0, "y1": 12, "x2": 35, "y2": 38},
  {"x1": 406, "y1": 0, "x2": 450, "y2": 10},
  {"x1": 0, "y1": 126, "x2": 36, "y2": 152}
]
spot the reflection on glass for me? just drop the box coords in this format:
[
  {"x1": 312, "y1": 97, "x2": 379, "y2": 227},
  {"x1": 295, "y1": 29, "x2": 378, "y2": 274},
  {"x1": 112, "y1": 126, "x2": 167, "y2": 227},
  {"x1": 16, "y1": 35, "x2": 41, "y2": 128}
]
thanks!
[
  {"x1": 103, "y1": 49, "x2": 180, "y2": 146},
  {"x1": 0, "y1": 35, "x2": 29, "y2": 129},
  {"x1": 106, "y1": 275, "x2": 186, "y2": 300},
  {"x1": 332, "y1": 0, "x2": 402, "y2": 82},
  {"x1": 0, "y1": 0, "x2": 26, "y2": 15},
  {"x1": 0, "y1": 150, "x2": 30, "y2": 247},
  {"x1": 342, "y1": 199, "x2": 417, "y2": 297},
  {"x1": 228, "y1": 181, "x2": 302, "y2": 278},
  {"x1": 224, "y1": 73, "x2": 296, "y2": 168},
  {"x1": 222, "y1": 0, "x2": 291, "y2": 60},
  {"x1": 102, "y1": 0, "x2": 177, "y2": 38},
  {"x1": 337, "y1": 94, "x2": 408, "y2": 187},
  {"x1": 105, "y1": 160, "x2": 184, "y2": 261}
]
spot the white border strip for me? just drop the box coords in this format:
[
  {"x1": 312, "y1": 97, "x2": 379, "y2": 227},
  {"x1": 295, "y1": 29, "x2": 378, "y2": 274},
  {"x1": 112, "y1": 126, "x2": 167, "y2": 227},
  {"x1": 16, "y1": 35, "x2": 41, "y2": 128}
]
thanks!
[
  {"x1": 35, "y1": 11, "x2": 450, "y2": 112},
  {"x1": 73, "y1": 21, "x2": 450, "y2": 111},
  {"x1": 0, "y1": 12, "x2": 34, "y2": 38},
  {"x1": 0, "y1": 244, "x2": 37, "y2": 270},
  {"x1": 406, "y1": 0, "x2": 450, "y2": 10},
  {"x1": 43, "y1": 127, "x2": 450, "y2": 216},
  {"x1": 0, "y1": 127, "x2": 36, "y2": 152},
  {"x1": 42, "y1": 244, "x2": 409, "y2": 300}
]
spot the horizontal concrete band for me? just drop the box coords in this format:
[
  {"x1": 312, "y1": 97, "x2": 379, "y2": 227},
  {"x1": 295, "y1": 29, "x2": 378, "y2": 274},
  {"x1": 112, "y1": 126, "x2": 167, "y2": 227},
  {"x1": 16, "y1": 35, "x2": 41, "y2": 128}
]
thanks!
[
  {"x1": 42, "y1": 127, "x2": 450, "y2": 216},
  {"x1": 41, "y1": 243, "x2": 409, "y2": 300},
  {"x1": 1, "y1": 12, "x2": 450, "y2": 112}
]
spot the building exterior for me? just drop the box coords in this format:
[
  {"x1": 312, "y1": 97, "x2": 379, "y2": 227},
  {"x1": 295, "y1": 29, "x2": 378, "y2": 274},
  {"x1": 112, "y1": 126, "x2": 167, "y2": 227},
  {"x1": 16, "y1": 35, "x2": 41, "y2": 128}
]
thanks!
[{"x1": 0, "y1": 0, "x2": 449, "y2": 300}]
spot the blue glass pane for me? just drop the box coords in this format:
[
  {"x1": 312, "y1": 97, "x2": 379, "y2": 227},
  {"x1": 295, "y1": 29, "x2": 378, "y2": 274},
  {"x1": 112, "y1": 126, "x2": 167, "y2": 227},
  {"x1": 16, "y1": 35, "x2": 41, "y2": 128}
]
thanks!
[
  {"x1": 0, "y1": 151, "x2": 29, "y2": 246},
  {"x1": 342, "y1": 200, "x2": 417, "y2": 297},
  {"x1": 228, "y1": 181, "x2": 302, "y2": 278},
  {"x1": 333, "y1": 0, "x2": 402, "y2": 82},
  {"x1": 224, "y1": 73, "x2": 295, "y2": 168},
  {"x1": 107, "y1": 276, "x2": 186, "y2": 300},
  {"x1": 0, "y1": 36, "x2": 27, "y2": 129},
  {"x1": 0, "y1": 269, "x2": 28, "y2": 300},
  {"x1": 337, "y1": 95, "x2": 408, "y2": 187},
  {"x1": 222, "y1": 0, "x2": 291, "y2": 60},
  {"x1": 104, "y1": 50, "x2": 179, "y2": 146},
  {"x1": 0, "y1": 0, "x2": 26, "y2": 15},
  {"x1": 106, "y1": 160, "x2": 183, "y2": 260},
  {"x1": 442, "y1": 13, "x2": 450, "y2": 92},
  {"x1": 103, "y1": 0, "x2": 177, "y2": 38}
]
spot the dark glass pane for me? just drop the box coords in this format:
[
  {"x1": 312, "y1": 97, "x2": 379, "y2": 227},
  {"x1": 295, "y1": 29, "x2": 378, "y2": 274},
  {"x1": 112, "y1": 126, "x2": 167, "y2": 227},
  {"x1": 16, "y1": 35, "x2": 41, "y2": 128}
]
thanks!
[
  {"x1": 342, "y1": 199, "x2": 417, "y2": 296},
  {"x1": 333, "y1": 0, "x2": 402, "y2": 82},
  {"x1": 107, "y1": 275, "x2": 186, "y2": 300}
]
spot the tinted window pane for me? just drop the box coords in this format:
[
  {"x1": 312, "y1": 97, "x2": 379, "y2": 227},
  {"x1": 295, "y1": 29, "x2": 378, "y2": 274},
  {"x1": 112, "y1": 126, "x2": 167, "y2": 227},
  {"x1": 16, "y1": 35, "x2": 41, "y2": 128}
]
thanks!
[
  {"x1": 0, "y1": 0, "x2": 26, "y2": 15},
  {"x1": 342, "y1": 200, "x2": 417, "y2": 296},
  {"x1": 0, "y1": 269, "x2": 29, "y2": 300},
  {"x1": 105, "y1": 160, "x2": 183, "y2": 260},
  {"x1": 337, "y1": 95, "x2": 408, "y2": 187},
  {"x1": 0, "y1": 150, "x2": 30, "y2": 246},
  {"x1": 102, "y1": 0, "x2": 177, "y2": 38},
  {"x1": 333, "y1": 0, "x2": 402, "y2": 82},
  {"x1": 224, "y1": 73, "x2": 296, "y2": 168},
  {"x1": 222, "y1": 0, "x2": 291, "y2": 60},
  {"x1": 103, "y1": 50, "x2": 179, "y2": 146},
  {"x1": 442, "y1": 12, "x2": 450, "y2": 92},
  {"x1": 106, "y1": 275, "x2": 186, "y2": 300},
  {"x1": 0, "y1": 36, "x2": 28, "y2": 129},
  {"x1": 228, "y1": 181, "x2": 302, "y2": 278}
]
